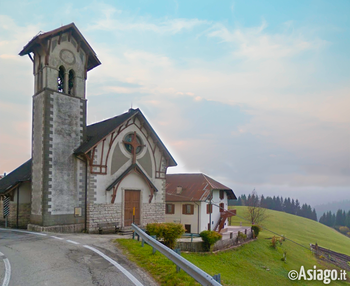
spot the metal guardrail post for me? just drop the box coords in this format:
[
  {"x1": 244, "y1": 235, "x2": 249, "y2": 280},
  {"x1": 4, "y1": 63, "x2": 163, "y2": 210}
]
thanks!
[
  {"x1": 174, "y1": 248, "x2": 181, "y2": 273},
  {"x1": 213, "y1": 274, "x2": 221, "y2": 283},
  {"x1": 131, "y1": 224, "x2": 222, "y2": 286}
]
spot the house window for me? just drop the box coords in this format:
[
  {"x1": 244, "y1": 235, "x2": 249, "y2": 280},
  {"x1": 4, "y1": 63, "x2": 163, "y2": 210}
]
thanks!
[
  {"x1": 182, "y1": 204, "x2": 194, "y2": 215},
  {"x1": 57, "y1": 66, "x2": 65, "y2": 93},
  {"x1": 166, "y1": 204, "x2": 175, "y2": 214},
  {"x1": 220, "y1": 203, "x2": 225, "y2": 213},
  {"x1": 220, "y1": 190, "x2": 225, "y2": 200},
  {"x1": 206, "y1": 204, "x2": 212, "y2": 214}
]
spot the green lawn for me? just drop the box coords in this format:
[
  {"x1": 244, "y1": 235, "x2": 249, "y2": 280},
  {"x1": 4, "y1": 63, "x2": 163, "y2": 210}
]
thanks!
[{"x1": 116, "y1": 207, "x2": 350, "y2": 286}]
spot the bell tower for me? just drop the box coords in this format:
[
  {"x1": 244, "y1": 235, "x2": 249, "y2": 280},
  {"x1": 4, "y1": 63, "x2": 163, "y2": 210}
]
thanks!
[{"x1": 19, "y1": 23, "x2": 100, "y2": 227}]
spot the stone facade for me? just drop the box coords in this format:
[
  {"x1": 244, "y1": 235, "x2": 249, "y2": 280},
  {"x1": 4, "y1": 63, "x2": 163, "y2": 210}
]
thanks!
[
  {"x1": 87, "y1": 203, "x2": 122, "y2": 233},
  {"x1": 142, "y1": 203, "x2": 166, "y2": 225}
]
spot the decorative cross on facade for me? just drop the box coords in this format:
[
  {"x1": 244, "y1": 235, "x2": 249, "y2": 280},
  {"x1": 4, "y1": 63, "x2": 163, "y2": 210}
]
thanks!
[{"x1": 123, "y1": 131, "x2": 144, "y2": 164}]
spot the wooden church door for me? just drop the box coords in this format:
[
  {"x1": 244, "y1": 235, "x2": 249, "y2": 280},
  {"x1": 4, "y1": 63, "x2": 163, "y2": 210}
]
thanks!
[{"x1": 124, "y1": 190, "x2": 140, "y2": 226}]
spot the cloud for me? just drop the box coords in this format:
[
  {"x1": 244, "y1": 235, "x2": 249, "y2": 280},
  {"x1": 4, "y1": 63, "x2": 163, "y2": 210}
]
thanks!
[
  {"x1": 86, "y1": 4, "x2": 208, "y2": 34},
  {"x1": 206, "y1": 20, "x2": 327, "y2": 60}
]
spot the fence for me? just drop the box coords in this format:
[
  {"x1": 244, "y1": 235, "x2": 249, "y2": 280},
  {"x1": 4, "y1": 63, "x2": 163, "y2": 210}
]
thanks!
[{"x1": 310, "y1": 244, "x2": 350, "y2": 271}]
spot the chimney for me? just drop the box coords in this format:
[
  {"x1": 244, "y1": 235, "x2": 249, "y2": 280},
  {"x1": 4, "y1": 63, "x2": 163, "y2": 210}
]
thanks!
[{"x1": 176, "y1": 186, "x2": 182, "y2": 194}]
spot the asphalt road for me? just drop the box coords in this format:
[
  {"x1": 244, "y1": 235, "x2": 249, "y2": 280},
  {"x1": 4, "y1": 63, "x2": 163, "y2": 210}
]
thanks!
[{"x1": 0, "y1": 228, "x2": 157, "y2": 286}]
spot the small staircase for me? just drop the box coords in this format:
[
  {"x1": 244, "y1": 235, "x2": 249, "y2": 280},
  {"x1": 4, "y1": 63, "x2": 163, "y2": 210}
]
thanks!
[
  {"x1": 118, "y1": 226, "x2": 134, "y2": 236},
  {"x1": 214, "y1": 209, "x2": 236, "y2": 233}
]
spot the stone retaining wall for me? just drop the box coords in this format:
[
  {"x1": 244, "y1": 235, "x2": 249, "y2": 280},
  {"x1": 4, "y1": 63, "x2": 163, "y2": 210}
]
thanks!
[{"x1": 176, "y1": 228, "x2": 254, "y2": 252}]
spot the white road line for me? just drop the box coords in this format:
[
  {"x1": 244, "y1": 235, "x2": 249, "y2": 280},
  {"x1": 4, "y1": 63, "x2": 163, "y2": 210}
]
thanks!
[
  {"x1": 84, "y1": 245, "x2": 144, "y2": 286},
  {"x1": 66, "y1": 240, "x2": 80, "y2": 245},
  {"x1": 0, "y1": 228, "x2": 47, "y2": 236},
  {"x1": 2, "y1": 258, "x2": 11, "y2": 286},
  {"x1": 0, "y1": 252, "x2": 4, "y2": 257},
  {"x1": 1, "y1": 228, "x2": 143, "y2": 285},
  {"x1": 51, "y1": 236, "x2": 64, "y2": 240}
]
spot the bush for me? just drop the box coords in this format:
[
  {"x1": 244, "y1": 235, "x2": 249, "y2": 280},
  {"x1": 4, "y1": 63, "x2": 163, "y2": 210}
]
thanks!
[
  {"x1": 200, "y1": 230, "x2": 222, "y2": 251},
  {"x1": 338, "y1": 226, "x2": 350, "y2": 234},
  {"x1": 237, "y1": 231, "x2": 247, "y2": 241},
  {"x1": 146, "y1": 223, "x2": 185, "y2": 249},
  {"x1": 271, "y1": 236, "x2": 277, "y2": 248},
  {"x1": 251, "y1": 225, "x2": 261, "y2": 238}
]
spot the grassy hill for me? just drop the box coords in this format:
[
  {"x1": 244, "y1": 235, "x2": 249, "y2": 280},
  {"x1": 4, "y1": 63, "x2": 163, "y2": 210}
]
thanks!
[{"x1": 117, "y1": 207, "x2": 350, "y2": 286}]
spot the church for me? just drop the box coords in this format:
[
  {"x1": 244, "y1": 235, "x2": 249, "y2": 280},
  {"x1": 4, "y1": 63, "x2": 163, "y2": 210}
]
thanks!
[
  {"x1": 0, "y1": 23, "x2": 236, "y2": 234},
  {"x1": 0, "y1": 23, "x2": 177, "y2": 233}
]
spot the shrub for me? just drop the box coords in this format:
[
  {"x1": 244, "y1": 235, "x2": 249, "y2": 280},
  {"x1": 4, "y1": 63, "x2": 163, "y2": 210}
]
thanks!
[
  {"x1": 200, "y1": 230, "x2": 222, "y2": 251},
  {"x1": 251, "y1": 225, "x2": 261, "y2": 238},
  {"x1": 338, "y1": 226, "x2": 350, "y2": 234},
  {"x1": 146, "y1": 223, "x2": 185, "y2": 249},
  {"x1": 271, "y1": 236, "x2": 277, "y2": 248},
  {"x1": 237, "y1": 231, "x2": 247, "y2": 241}
]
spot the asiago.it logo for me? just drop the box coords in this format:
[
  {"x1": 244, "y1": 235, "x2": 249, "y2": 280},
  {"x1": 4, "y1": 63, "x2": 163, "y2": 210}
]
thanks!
[{"x1": 288, "y1": 266, "x2": 347, "y2": 284}]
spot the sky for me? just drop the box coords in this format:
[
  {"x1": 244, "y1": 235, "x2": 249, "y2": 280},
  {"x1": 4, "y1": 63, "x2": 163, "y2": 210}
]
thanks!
[{"x1": 0, "y1": 0, "x2": 349, "y2": 207}]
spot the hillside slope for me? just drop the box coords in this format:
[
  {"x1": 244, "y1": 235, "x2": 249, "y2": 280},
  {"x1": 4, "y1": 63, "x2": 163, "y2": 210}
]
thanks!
[
  {"x1": 181, "y1": 206, "x2": 350, "y2": 285},
  {"x1": 117, "y1": 207, "x2": 350, "y2": 285}
]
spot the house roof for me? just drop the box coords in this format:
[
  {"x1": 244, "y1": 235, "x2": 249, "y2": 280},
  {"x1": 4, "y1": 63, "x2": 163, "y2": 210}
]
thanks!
[
  {"x1": 19, "y1": 23, "x2": 101, "y2": 71},
  {"x1": 0, "y1": 159, "x2": 32, "y2": 194},
  {"x1": 75, "y1": 108, "x2": 177, "y2": 166},
  {"x1": 166, "y1": 173, "x2": 236, "y2": 202}
]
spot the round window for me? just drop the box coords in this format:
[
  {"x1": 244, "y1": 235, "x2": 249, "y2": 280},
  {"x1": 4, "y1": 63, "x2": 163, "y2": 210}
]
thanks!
[{"x1": 124, "y1": 133, "x2": 143, "y2": 154}]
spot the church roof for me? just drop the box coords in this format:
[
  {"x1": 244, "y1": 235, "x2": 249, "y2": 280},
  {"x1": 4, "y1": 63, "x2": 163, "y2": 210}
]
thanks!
[
  {"x1": 75, "y1": 108, "x2": 177, "y2": 167},
  {"x1": 0, "y1": 159, "x2": 32, "y2": 194},
  {"x1": 166, "y1": 173, "x2": 236, "y2": 202},
  {"x1": 19, "y1": 23, "x2": 101, "y2": 71},
  {"x1": 75, "y1": 109, "x2": 138, "y2": 154}
]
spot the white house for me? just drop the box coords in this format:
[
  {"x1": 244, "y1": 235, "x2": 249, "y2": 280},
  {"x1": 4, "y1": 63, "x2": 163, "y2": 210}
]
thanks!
[{"x1": 165, "y1": 173, "x2": 236, "y2": 234}]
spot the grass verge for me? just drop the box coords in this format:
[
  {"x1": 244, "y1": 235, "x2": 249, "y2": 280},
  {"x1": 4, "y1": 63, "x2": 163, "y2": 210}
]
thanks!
[{"x1": 116, "y1": 207, "x2": 350, "y2": 285}]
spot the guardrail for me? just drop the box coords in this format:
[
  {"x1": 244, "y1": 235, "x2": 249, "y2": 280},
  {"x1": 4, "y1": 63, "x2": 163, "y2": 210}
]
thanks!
[{"x1": 131, "y1": 224, "x2": 222, "y2": 286}]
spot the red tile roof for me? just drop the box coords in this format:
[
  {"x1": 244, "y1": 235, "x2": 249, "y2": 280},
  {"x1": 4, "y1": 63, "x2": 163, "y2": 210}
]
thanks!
[{"x1": 166, "y1": 173, "x2": 236, "y2": 202}]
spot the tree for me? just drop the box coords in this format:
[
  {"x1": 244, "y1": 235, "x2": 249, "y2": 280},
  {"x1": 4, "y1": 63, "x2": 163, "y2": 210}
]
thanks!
[{"x1": 245, "y1": 190, "x2": 268, "y2": 225}]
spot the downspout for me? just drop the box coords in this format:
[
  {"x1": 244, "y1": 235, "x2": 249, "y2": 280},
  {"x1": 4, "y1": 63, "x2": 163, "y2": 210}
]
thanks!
[
  {"x1": 197, "y1": 202, "x2": 200, "y2": 233},
  {"x1": 84, "y1": 157, "x2": 88, "y2": 232},
  {"x1": 209, "y1": 192, "x2": 212, "y2": 231}
]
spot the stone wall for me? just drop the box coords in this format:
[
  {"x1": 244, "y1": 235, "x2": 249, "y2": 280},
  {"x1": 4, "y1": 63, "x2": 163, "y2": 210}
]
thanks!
[
  {"x1": 176, "y1": 228, "x2": 254, "y2": 252},
  {"x1": 87, "y1": 203, "x2": 122, "y2": 233},
  {"x1": 0, "y1": 201, "x2": 31, "y2": 228},
  {"x1": 142, "y1": 202, "x2": 165, "y2": 226}
]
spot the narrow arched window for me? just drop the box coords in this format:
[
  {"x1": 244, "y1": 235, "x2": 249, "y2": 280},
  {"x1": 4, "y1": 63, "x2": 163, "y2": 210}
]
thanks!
[
  {"x1": 37, "y1": 62, "x2": 43, "y2": 92},
  {"x1": 68, "y1": 69, "x2": 75, "y2": 95},
  {"x1": 57, "y1": 66, "x2": 65, "y2": 93}
]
